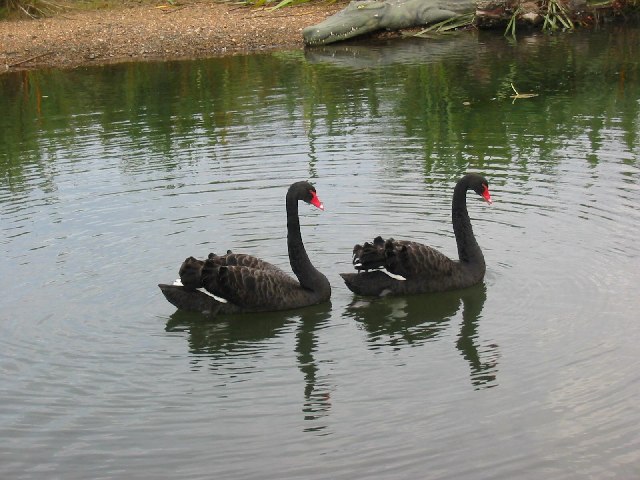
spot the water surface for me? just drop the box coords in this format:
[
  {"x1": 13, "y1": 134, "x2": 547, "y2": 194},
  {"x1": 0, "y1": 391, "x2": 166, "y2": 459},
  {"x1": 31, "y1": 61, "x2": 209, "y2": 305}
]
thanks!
[{"x1": 1, "y1": 25, "x2": 639, "y2": 479}]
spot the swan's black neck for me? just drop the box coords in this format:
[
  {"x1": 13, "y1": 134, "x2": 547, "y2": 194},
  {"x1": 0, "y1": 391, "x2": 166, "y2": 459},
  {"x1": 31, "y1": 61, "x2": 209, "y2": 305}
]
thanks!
[
  {"x1": 286, "y1": 192, "x2": 327, "y2": 292},
  {"x1": 452, "y1": 176, "x2": 485, "y2": 268}
]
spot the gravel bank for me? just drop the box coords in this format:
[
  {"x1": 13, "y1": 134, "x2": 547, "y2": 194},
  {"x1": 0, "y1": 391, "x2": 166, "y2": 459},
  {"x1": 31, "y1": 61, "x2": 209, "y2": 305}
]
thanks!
[{"x1": 1, "y1": 1, "x2": 344, "y2": 72}]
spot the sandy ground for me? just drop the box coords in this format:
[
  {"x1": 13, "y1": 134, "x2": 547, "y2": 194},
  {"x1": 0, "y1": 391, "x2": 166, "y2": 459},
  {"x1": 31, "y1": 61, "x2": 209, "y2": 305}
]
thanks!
[{"x1": 0, "y1": 1, "x2": 345, "y2": 73}]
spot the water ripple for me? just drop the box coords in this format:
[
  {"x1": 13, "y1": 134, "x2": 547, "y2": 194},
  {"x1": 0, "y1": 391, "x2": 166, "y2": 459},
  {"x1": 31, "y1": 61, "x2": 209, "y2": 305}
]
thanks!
[{"x1": 2, "y1": 32, "x2": 640, "y2": 479}]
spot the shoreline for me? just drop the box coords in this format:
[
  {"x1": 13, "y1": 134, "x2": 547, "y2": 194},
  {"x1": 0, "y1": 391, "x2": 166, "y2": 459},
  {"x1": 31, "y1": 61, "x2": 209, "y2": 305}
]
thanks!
[
  {"x1": 0, "y1": 1, "x2": 345, "y2": 73},
  {"x1": 3, "y1": 0, "x2": 638, "y2": 74}
]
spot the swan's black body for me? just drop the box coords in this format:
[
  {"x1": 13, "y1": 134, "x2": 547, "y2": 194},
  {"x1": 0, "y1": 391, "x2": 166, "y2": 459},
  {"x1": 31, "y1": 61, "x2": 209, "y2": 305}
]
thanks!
[
  {"x1": 159, "y1": 181, "x2": 331, "y2": 314},
  {"x1": 340, "y1": 173, "x2": 492, "y2": 297}
]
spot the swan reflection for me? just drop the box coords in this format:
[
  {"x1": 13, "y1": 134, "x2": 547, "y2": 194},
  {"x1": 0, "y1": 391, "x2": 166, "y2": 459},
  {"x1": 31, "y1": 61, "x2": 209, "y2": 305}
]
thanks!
[
  {"x1": 345, "y1": 283, "x2": 499, "y2": 389},
  {"x1": 294, "y1": 303, "x2": 333, "y2": 433},
  {"x1": 455, "y1": 284, "x2": 500, "y2": 389},
  {"x1": 165, "y1": 310, "x2": 289, "y2": 367},
  {"x1": 165, "y1": 302, "x2": 334, "y2": 432}
]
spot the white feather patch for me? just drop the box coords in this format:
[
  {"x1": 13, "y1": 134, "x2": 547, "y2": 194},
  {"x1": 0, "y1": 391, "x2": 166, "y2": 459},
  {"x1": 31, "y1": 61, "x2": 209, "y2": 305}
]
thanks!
[
  {"x1": 379, "y1": 268, "x2": 406, "y2": 281},
  {"x1": 196, "y1": 288, "x2": 228, "y2": 303},
  {"x1": 173, "y1": 279, "x2": 228, "y2": 303}
]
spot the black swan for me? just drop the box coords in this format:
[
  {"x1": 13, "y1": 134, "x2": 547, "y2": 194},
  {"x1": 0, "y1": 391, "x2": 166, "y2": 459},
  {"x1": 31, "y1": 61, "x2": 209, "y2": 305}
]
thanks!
[
  {"x1": 159, "y1": 181, "x2": 331, "y2": 315},
  {"x1": 340, "y1": 173, "x2": 492, "y2": 297}
]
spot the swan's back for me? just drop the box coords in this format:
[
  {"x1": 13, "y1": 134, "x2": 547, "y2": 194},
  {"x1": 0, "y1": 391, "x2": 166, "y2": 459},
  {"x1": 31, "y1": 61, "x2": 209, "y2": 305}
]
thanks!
[
  {"x1": 353, "y1": 237, "x2": 457, "y2": 279},
  {"x1": 202, "y1": 260, "x2": 321, "y2": 311},
  {"x1": 209, "y1": 251, "x2": 289, "y2": 276}
]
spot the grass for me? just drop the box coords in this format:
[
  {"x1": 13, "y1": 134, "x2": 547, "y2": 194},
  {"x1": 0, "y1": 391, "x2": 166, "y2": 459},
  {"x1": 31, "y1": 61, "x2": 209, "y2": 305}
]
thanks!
[
  {"x1": 1, "y1": 0, "x2": 67, "y2": 18},
  {"x1": 504, "y1": 5, "x2": 521, "y2": 37},
  {"x1": 0, "y1": 0, "x2": 190, "y2": 19},
  {"x1": 542, "y1": 0, "x2": 574, "y2": 30},
  {"x1": 412, "y1": 13, "x2": 475, "y2": 36},
  {"x1": 0, "y1": 0, "x2": 320, "y2": 18},
  {"x1": 3, "y1": 0, "x2": 638, "y2": 23},
  {"x1": 504, "y1": 0, "x2": 575, "y2": 37}
]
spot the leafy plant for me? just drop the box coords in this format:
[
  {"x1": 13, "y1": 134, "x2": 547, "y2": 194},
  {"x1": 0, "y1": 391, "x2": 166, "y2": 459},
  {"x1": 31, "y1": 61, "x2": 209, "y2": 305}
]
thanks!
[
  {"x1": 504, "y1": 6, "x2": 521, "y2": 37},
  {"x1": 503, "y1": 0, "x2": 575, "y2": 37},
  {"x1": 2, "y1": 0, "x2": 66, "y2": 18},
  {"x1": 412, "y1": 13, "x2": 475, "y2": 36},
  {"x1": 542, "y1": 0, "x2": 574, "y2": 30},
  {"x1": 242, "y1": 0, "x2": 322, "y2": 8}
]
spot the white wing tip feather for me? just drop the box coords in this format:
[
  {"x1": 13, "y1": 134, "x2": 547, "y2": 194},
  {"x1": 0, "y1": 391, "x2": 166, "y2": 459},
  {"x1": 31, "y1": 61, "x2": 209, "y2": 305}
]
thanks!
[
  {"x1": 196, "y1": 288, "x2": 228, "y2": 303},
  {"x1": 379, "y1": 268, "x2": 406, "y2": 281},
  {"x1": 174, "y1": 278, "x2": 228, "y2": 303}
]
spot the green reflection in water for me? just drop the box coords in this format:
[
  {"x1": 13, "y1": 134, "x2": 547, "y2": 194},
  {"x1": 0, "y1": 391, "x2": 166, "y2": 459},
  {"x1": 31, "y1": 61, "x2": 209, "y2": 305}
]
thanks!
[{"x1": 1, "y1": 25, "x2": 638, "y2": 195}]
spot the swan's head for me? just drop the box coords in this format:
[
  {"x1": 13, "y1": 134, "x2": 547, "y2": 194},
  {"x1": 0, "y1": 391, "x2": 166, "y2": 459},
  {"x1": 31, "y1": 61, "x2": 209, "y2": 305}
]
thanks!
[
  {"x1": 470, "y1": 175, "x2": 492, "y2": 205},
  {"x1": 291, "y1": 181, "x2": 325, "y2": 211}
]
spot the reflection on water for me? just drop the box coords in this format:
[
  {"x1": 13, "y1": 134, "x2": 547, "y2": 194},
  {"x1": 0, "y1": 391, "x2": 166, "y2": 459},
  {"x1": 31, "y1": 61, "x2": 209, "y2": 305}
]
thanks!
[
  {"x1": 1, "y1": 24, "x2": 639, "y2": 480},
  {"x1": 295, "y1": 305, "x2": 333, "y2": 433},
  {"x1": 165, "y1": 311, "x2": 290, "y2": 369},
  {"x1": 346, "y1": 283, "x2": 498, "y2": 389},
  {"x1": 166, "y1": 303, "x2": 334, "y2": 433},
  {"x1": 304, "y1": 35, "x2": 478, "y2": 68},
  {"x1": 455, "y1": 284, "x2": 499, "y2": 389},
  {"x1": 346, "y1": 291, "x2": 464, "y2": 348}
]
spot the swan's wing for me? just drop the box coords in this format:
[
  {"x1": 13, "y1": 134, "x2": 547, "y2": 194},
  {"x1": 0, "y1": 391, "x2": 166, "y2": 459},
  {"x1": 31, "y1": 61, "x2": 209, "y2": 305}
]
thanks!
[
  {"x1": 202, "y1": 262, "x2": 302, "y2": 309},
  {"x1": 208, "y1": 252, "x2": 289, "y2": 277},
  {"x1": 353, "y1": 237, "x2": 456, "y2": 279},
  {"x1": 178, "y1": 252, "x2": 290, "y2": 291},
  {"x1": 340, "y1": 271, "x2": 396, "y2": 297},
  {"x1": 386, "y1": 240, "x2": 456, "y2": 279},
  {"x1": 158, "y1": 283, "x2": 225, "y2": 315}
]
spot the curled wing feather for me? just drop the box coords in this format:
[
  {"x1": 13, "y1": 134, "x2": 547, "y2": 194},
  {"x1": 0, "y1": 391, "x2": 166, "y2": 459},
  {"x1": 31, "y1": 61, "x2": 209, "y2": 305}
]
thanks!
[{"x1": 354, "y1": 237, "x2": 456, "y2": 280}]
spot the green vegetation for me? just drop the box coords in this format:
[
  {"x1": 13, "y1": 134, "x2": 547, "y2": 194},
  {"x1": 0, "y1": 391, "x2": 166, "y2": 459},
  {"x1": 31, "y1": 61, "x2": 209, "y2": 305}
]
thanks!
[
  {"x1": 542, "y1": 0, "x2": 574, "y2": 30},
  {"x1": 504, "y1": 0, "x2": 575, "y2": 38},
  {"x1": 1, "y1": 0, "x2": 66, "y2": 18},
  {"x1": 504, "y1": 5, "x2": 521, "y2": 37},
  {"x1": 0, "y1": 0, "x2": 305, "y2": 18},
  {"x1": 248, "y1": 0, "x2": 331, "y2": 8},
  {"x1": 413, "y1": 13, "x2": 475, "y2": 36},
  {"x1": 0, "y1": 0, "x2": 169, "y2": 19},
  {"x1": 502, "y1": 0, "x2": 640, "y2": 37},
  {"x1": 2, "y1": 0, "x2": 639, "y2": 22}
]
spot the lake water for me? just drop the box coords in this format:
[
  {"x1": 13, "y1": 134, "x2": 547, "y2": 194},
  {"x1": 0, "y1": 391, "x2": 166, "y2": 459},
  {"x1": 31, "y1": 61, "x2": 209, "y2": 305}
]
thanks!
[{"x1": 1, "y1": 24, "x2": 639, "y2": 479}]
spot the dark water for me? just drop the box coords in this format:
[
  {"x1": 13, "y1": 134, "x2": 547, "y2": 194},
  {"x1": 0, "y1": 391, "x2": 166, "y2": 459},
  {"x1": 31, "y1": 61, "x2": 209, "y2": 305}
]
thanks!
[{"x1": 1, "y1": 25, "x2": 639, "y2": 479}]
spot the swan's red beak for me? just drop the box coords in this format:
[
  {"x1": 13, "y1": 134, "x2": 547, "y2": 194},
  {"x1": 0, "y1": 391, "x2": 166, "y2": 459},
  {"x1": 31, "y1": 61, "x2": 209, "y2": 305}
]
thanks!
[
  {"x1": 482, "y1": 185, "x2": 493, "y2": 205},
  {"x1": 310, "y1": 191, "x2": 325, "y2": 211}
]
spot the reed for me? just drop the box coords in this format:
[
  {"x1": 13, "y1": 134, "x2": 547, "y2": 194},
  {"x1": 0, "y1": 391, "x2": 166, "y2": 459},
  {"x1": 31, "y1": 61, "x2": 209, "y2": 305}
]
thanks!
[
  {"x1": 413, "y1": 13, "x2": 475, "y2": 36},
  {"x1": 542, "y1": 0, "x2": 574, "y2": 31},
  {"x1": 1, "y1": 0, "x2": 66, "y2": 18}
]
